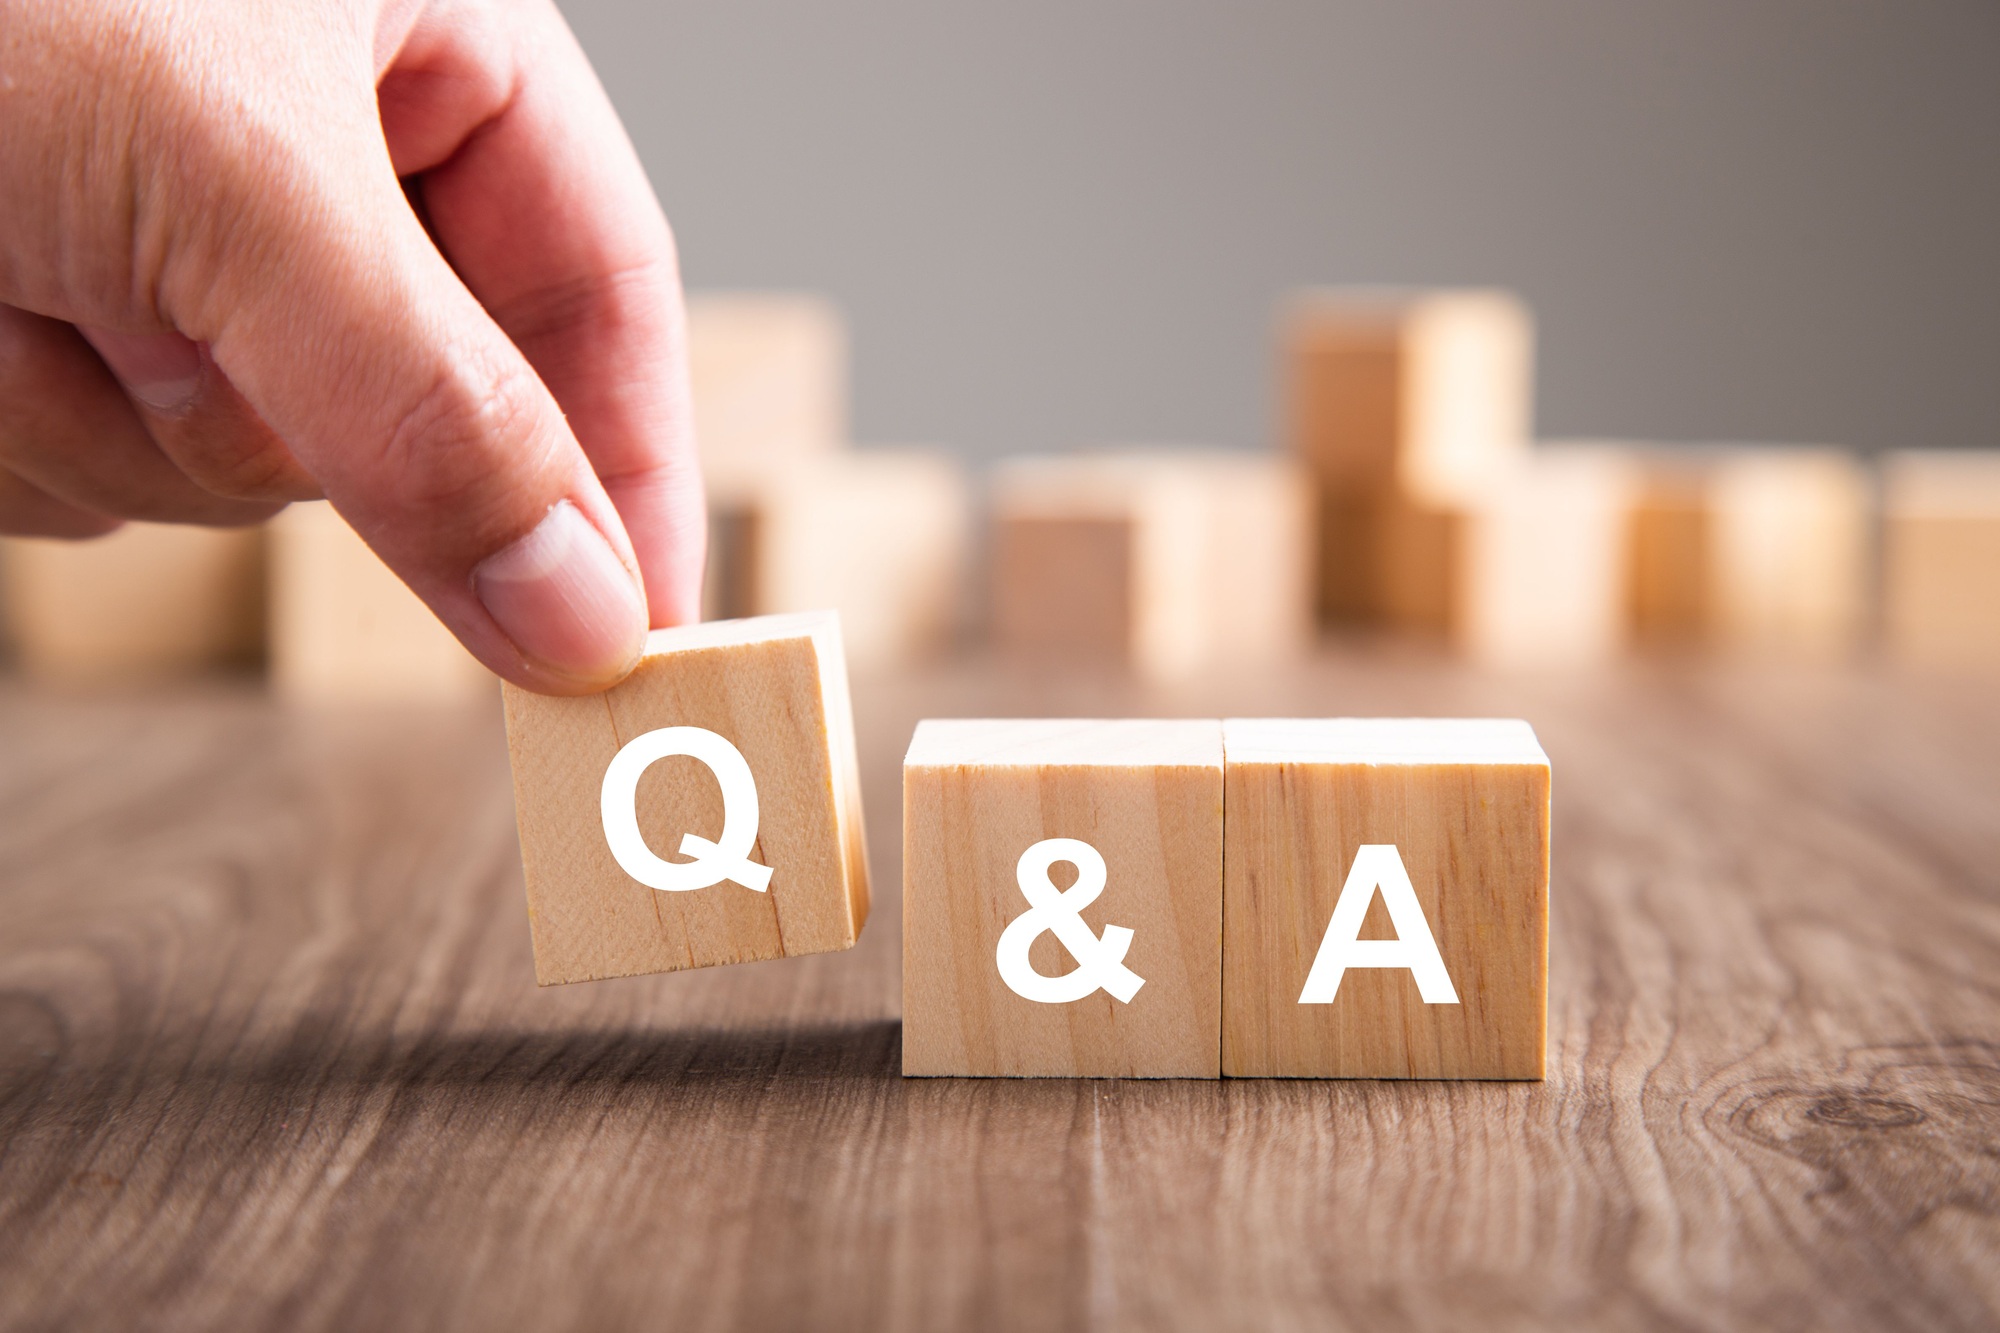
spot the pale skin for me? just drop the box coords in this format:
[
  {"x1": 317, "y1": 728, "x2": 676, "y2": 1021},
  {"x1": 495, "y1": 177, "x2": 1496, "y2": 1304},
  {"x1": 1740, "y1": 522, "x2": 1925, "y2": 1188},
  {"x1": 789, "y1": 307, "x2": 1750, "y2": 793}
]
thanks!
[{"x1": 0, "y1": 0, "x2": 704, "y2": 695}]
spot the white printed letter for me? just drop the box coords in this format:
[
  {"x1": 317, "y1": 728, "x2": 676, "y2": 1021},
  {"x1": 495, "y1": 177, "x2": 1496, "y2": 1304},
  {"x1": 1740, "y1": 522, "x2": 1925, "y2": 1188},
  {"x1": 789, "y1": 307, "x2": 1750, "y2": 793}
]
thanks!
[
  {"x1": 600, "y1": 726, "x2": 773, "y2": 893},
  {"x1": 1297, "y1": 844, "x2": 1458, "y2": 1005}
]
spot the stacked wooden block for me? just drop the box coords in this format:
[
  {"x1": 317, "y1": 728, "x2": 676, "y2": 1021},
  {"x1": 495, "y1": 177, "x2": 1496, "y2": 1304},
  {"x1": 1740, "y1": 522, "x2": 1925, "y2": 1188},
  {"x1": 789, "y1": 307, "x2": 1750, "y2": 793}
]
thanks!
[
  {"x1": 691, "y1": 293, "x2": 970, "y2": 669},
  {"x1": 1284, "y1": 288, "x2": 1635, "y2": 667},
  {"x1": 988, "y1": 450, "x2": 1314, "y2": 680},
  {"x1": 1281, "y1": 286, "x2": 1912, "y2": 666}
]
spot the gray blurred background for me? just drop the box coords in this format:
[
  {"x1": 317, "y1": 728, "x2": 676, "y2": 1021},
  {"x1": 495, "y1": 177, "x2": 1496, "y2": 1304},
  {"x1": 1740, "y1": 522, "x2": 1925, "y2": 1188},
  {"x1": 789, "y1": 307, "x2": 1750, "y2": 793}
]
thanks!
[{"x1": 561, "y1": 0, "x2": 2000, "y2": 460}]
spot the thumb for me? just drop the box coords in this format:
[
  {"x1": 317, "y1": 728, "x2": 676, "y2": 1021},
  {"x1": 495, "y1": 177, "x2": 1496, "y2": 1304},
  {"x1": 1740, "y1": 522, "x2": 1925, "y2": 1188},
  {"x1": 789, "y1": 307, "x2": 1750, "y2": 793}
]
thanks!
[{"x1": 179, "y1": 148, "x2": 650, "y2": 695}]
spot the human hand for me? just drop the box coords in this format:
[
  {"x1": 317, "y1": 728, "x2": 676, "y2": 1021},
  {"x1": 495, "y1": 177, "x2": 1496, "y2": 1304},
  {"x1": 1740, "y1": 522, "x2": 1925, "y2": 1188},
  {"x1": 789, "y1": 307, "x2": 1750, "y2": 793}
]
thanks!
[{"x1": 0, "y1": 0, "x2": 704, "y2": 694}]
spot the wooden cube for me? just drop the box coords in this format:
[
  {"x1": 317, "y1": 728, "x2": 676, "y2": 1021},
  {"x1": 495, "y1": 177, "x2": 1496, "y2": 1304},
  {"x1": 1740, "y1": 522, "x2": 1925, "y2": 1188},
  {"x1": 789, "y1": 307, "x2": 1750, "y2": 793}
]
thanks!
[
  {"x1": 990, "y1": 450, "x2": 1314, "y2": 680},
  {"x1": 1285, "y1": 288, "x2": 1533, "y2": 620},
  {"x1": 1378, "y1": 447, "x2": 1638, "y2": 667},
  {"x1": 1619, "y1": 444, "x2": 1868, "y2": 656},
  {"x1": 687, "y1": 292, "x2": 847, "y2": 497},
  {"x1": 268, "y1": 502, "x2": 489, "y2": 702},
  {"x1": 703, "y1": 450, "x2": 970, "y2": 670},
  {"x1": 0, "y1": 523, "x2": 263, "y2": 683},
  {"x1": 902, "y1": 719, "x2": 1224, "y2": 1078},
  {"x1": 1221, "y1": 718, "x2": 1549, "y2": 1079},
  {"x1": 501, "y1": 611, "x2": 869, "y2": 985},
  {"x1": 1882, "y1": 450, "x2": 2000, "y2": 669}
]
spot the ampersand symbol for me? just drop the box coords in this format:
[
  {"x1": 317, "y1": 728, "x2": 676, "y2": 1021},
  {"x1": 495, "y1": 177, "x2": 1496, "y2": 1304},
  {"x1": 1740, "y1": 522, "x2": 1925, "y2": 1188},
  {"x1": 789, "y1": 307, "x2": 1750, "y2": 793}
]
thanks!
[
  {"x1": 599, "y1": 726, "x2": 773, "y2": 893},
  {"x1": 995, "y1": 838, "x2": 1145, "y2": 1004}
]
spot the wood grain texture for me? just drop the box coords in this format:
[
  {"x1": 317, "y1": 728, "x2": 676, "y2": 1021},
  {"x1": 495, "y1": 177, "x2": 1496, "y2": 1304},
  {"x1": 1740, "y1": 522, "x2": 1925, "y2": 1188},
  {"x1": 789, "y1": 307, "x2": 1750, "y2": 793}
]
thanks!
[
  {"x1": 1221, "y1": 718, "x2": 1550, "y2": 1079},
  {"x1": 902, "y1": 719, "x2": 1222, "y2": 1077},
  {"x1": 267, "y1": 502, "x2": 490, "y2": 702},
  {"x1": 4, "y1": 648, "x2": 2000, "y2": 1329},
  {"x1": 501, "y1": 611, "x2": 868, "y2": 984},
  {"x1": 1882, "y1": 450, "x2": 2000, "y2": 669},
  {"x1": 0, "y1": 523, "x2": 264, "y2": 682}
]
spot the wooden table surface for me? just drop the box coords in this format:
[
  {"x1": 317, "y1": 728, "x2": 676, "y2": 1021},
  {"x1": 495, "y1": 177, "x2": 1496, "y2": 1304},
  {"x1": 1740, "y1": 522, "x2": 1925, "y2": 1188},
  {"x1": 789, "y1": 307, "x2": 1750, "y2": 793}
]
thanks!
[{"x1": 3, "y1": 648, "x2": 1999, "y2": 1332}]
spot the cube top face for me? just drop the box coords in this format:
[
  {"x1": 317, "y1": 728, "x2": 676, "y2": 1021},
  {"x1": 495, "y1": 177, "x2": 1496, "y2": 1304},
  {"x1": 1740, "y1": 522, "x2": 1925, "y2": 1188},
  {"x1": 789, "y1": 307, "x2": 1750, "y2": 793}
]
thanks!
[
  {"x1": 903, "y1": 719, "x2": 1224, "y2": 1078},
  {"x1": 502, "y1": 611, "x2": 868, "y2": 986},
  {"x1": 906, "y1": 717, "x2": 1223, "y2": 768},
  {"x1": 1221, "y1": 717, "x2": 1548, "y2": 766},
  {"x1": 1221, "y1": 718, "x2": 1550, "y2": 1080}
]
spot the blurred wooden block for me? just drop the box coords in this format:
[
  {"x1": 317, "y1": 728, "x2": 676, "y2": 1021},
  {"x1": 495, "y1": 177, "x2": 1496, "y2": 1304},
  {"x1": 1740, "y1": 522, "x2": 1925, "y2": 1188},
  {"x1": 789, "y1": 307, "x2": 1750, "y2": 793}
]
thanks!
[
  {"x1": 687, "y1": 293, "x2": 847, "y2": 496},
  {"x1": 501, "y1": 611, "x2": 868, "y2": 986},
  {"x1": 0, "y1": 524, "x2": 263, "y2": 683},
  {"x1": 268, "y1": 502, "x2": 488, "y2": 702},
  {"x1": 703, "y1": 450, "x2": 970, "y2": 670},
  {"x1": 1378, "y1": 448, "x2": 1638, "y2": 667},
  {"x1": 1882, "y1": 450, "x2": 2000, "y2": 669},
  {"x1": 1285, "y1": 289, "x2": 1533, "y2": 619},
  {"x1": 990, "y1": 450, "x2": 1314, "y2": 680},
  {"x1": 1615, "y1": 444, "x2": 1869, "y2": 656},
  {"x1": 1221, "y1": 718, "x2": 1549, "y2": 1079},
  {"x1": 902, "y1": 719, "x2": 1223, "y2": 1078}
]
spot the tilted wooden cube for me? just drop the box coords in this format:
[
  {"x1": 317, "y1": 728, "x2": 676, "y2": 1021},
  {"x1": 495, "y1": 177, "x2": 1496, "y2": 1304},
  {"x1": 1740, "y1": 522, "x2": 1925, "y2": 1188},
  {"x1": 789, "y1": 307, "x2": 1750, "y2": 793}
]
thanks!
[
  {"x1": 1, "y1": 523, "x2": 264, "y2": 683},
  {"x1": 268, "y1": 501, "x2": 489, "y2": 702},
  {"x1": 501, "y1": 611, "x2": 869, "y2": 985},
  {"x1": 902, "y1": 719, "x2": 1224, "y2": 1077},
  {"x1": 989, "y1": 450, "x2": 1314, "y2": 680},
  {"x1": 1882, "y1": 450, "x2": 2000, "y2": 670},
  {"x1": 1221, "y1": 718, "x2": 1549, "y2": 1079}
]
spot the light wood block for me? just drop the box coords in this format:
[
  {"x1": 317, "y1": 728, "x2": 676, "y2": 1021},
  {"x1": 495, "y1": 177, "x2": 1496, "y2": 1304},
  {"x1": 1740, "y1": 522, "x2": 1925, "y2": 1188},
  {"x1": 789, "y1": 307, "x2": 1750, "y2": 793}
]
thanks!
[
  {"x1": 703, "y1": 450, "x2": 970, "y2": 670},
  {"x1": 268, "y1": 502, "x2": 489, "y2": 702},
  {"x1": 1611, "y1": 443, "x2": 1869, "y2": 656},
  {"x1": 990, "y1": 450, "x2": 1314, "y2": 680},
  {"x1": 501, "y1": 611, "x2": 869, "y2": 985},
  {"x1": 0, "y1": 524, "x2": 263, "y2": 683},
  {"x1": 1221, "y1": 718, "x2": 1549, "y2": 1079},
  {"x1": 902, "y1": 719, "x2": 1224, "y2": 1078},
  {"x1": 687, "y1": 293, "x2": 847, "y2": 497},
  {"x1": 1882, "y1": 450, "x2": 2000, "y2": 669},
  {"x1": 1285, "y1": 288, "x2": 1533, "y2": 620},
  {"x1": 1377, "y1": 447, "x2": 1639, "y2": 667}
]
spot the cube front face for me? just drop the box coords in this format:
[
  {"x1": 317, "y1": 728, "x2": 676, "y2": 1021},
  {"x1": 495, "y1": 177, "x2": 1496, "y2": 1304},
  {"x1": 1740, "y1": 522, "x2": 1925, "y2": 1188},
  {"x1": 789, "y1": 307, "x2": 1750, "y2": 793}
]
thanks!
[
  {"x1": 902, "y1": 721, "x2": 1223, "y2": 1078},
  {"x1": 503, "y1": 615, "x2": 868, "y2": 985},
  {"x1": 1221, "y1": 721, "x2": 1549, "y2": 1079}
]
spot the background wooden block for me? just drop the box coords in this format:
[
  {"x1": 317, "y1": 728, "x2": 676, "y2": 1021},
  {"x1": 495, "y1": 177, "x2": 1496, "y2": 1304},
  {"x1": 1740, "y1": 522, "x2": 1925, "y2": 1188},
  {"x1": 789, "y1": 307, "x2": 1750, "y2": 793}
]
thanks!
[
  {"x1": 687, "y1": 292, "x2": 848, "y2": 497},
  {"x1": 1378, "y1": 447, "x2": 1639, "y2": 667},
  {"x1": 268, "y1": 502, "x2": 490, "y2": 702},
  {"x1": 502, "y1": 611, "x2": 869, "y2": 985},
  {"x1": 1285, "y1": 288, "x2": 1534, "y2": 620},
  {"x1": 1221, "y1": 718, "x2": 1549, "y2": 1079},
  {"x1": 0, "y1": 524, "x2": 263, "y2": 684},
  {"x1": 989, "y1": 450, "x2": 1314, "y2": 680},
  {"x1": 1882, "y1": 450, "x2": 2000, "y2": 670},
  {"x1": 1613, "y1": 443, "x2": 1869, "y2": 656},
  {"x1": 903, "y1": 719, "x2": 1224, "y2": 1077},
  {"x1": 703, "y1": 450, "x2": 970, "y2": 670}
]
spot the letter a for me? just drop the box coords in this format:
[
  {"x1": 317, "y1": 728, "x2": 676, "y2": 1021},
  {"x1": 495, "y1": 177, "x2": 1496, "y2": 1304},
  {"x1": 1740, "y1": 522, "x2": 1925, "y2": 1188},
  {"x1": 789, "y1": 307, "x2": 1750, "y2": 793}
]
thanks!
[{"x1": 1298, "y1": 844, "x2": 1459, "y2": 1005}]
